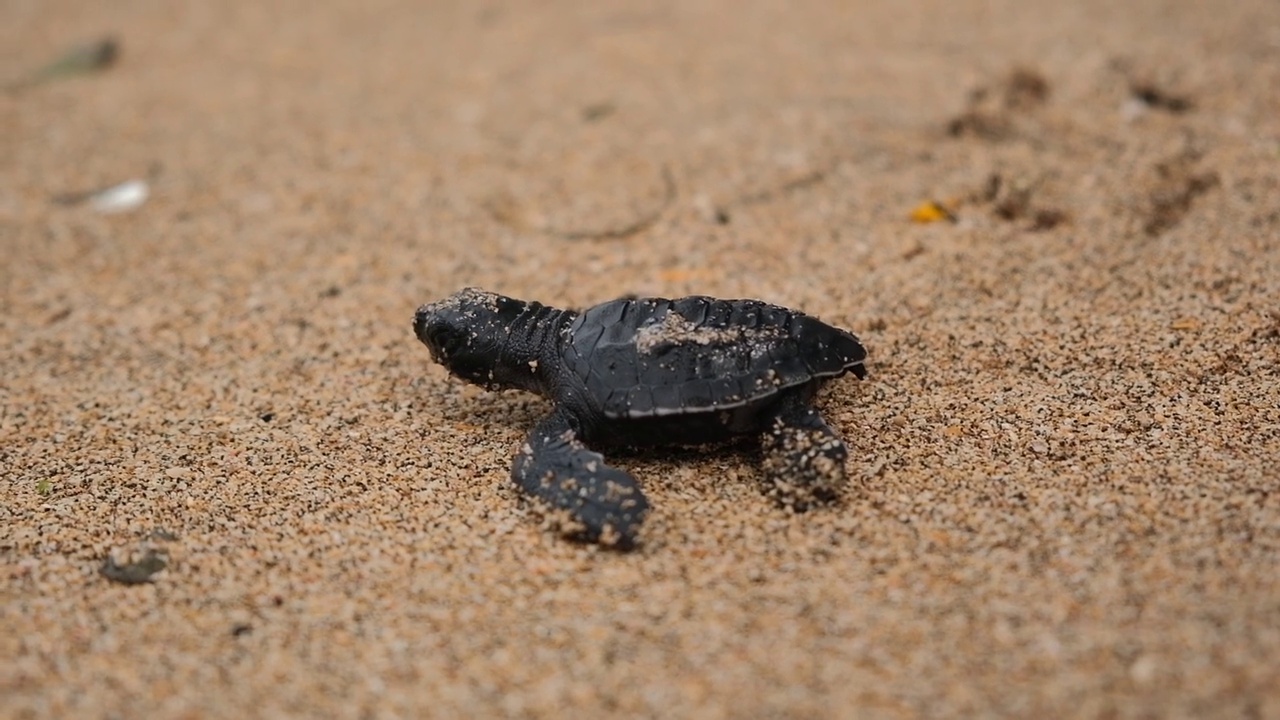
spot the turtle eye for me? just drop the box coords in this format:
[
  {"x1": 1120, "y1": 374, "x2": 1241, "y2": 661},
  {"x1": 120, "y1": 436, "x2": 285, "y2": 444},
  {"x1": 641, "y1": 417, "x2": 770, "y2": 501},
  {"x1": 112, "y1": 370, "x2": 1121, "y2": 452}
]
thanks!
[
  {"x1": 428, "y1": 326, "x2": 469, "y2": 360},
  {"x1": 441, "y1": 330, "x2": 469, "y2": 357}
]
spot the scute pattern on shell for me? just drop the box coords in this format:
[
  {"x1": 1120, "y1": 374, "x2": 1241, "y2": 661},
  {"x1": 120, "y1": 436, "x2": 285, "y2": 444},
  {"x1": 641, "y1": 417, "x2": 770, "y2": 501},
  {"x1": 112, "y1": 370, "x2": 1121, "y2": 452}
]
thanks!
[{"x1": 564, "y1": 296, "x2": 866, "y2": 419}]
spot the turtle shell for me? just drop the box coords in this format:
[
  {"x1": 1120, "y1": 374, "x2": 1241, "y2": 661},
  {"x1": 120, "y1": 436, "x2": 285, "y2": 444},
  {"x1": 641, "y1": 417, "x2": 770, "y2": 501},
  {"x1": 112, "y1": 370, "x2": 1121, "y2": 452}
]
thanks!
[{"x1": 563, "y1": 296, "x2": 866, "y2": 419}]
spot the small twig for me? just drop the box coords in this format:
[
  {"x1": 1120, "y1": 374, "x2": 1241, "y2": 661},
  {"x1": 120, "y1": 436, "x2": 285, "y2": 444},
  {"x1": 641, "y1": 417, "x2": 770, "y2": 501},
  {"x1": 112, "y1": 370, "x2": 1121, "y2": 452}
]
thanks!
[
  {"x1": 549, "y1": 164, "x2": 678, "y2": 241},
  {"x1": 709, "y1": 166, "x2": 832, "y2": 224},
  {"x1": 731, "y1": 167, "x2": 829, "y2": 208},
  {"x1": 5, "y1": 37, "x2": 118, "y2": 94}
]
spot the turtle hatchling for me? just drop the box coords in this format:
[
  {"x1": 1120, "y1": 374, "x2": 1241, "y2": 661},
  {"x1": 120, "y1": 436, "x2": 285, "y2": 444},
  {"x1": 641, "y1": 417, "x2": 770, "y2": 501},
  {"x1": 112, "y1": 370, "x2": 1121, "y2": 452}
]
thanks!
[{"x1": 414, "y1": 288, "x2": 867, "y2": 548}]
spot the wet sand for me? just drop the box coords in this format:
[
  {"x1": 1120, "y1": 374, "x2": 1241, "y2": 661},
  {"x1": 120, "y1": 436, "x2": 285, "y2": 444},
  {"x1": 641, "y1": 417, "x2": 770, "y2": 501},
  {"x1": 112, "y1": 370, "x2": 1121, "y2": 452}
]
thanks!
[{"x1": 3, "y1": 1, "x2": 1279, "y2": 717}]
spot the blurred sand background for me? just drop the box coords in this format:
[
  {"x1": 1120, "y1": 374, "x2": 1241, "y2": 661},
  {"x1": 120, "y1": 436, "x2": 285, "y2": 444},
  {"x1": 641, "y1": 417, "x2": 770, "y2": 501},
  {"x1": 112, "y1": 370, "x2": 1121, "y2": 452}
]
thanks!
[{"x1": 3, "y1": 1, "x2": 1279, "y2": 717}]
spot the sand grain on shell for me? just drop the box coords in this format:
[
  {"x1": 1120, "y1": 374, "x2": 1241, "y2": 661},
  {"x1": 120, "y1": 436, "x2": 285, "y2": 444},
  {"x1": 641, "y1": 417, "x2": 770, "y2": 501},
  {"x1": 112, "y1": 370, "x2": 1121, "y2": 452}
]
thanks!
[
  {"x1": 634, "y1": 311, "x2": 742, "y2": 354},
  {"x1": 4, "y1": 0, "x2": 1280, "y2": 717}
]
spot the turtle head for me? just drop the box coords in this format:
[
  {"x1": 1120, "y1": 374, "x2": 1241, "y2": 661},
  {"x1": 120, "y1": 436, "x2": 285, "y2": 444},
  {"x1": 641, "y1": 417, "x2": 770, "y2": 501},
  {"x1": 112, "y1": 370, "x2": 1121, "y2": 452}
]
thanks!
[{"x1": 414, "y1": 288, "x2": 551, "y2": 393}]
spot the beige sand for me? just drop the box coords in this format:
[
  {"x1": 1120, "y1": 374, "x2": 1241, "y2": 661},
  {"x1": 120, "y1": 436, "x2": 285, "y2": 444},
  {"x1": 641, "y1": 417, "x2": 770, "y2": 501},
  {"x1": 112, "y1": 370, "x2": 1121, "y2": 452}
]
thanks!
[{"x1": 3, "y1": 1, "x2": 1279, "y2": 717}]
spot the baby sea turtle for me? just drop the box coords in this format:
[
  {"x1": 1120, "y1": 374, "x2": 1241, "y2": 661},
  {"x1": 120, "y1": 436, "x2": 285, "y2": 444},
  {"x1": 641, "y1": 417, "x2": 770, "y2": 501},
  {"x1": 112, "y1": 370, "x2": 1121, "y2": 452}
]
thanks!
[{"x1": 414, "y1": 288, "x2": 867, "y2": 548}]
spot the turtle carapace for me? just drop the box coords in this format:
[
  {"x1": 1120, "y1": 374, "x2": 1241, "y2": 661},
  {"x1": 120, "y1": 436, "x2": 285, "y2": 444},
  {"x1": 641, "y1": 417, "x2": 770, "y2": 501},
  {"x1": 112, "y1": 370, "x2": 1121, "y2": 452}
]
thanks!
[{"x1": 414, "y1": 288, "x2": 867, "y2": 549}]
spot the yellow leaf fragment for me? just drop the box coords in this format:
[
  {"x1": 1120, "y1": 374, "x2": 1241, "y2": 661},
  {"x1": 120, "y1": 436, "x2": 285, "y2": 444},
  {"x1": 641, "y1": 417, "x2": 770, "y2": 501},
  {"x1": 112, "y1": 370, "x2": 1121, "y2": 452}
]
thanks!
[{"x1": 910, "y1": 200, "x2": 957, "y2": 224}]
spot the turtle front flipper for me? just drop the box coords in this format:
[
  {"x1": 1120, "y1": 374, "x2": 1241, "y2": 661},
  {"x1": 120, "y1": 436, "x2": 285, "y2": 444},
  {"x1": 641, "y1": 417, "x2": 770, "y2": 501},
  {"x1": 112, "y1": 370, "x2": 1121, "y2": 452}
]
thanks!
[
  {"x1": 760, "y1": 394, "x2": 849, "y2": 511},
  {"x1": 512, "y1": 409, "x2": 650, "y2": 548}
]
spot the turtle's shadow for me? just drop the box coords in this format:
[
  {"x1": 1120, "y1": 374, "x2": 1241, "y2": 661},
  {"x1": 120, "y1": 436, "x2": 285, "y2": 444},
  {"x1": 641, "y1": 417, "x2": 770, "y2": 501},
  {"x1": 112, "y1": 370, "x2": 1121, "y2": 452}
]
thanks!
[
  {"x1": 461, "y1": 391, "x2": 761, "y2": 464},
  {"x1": 607, "y1": 437, "x2": 760, "y2": 464}
]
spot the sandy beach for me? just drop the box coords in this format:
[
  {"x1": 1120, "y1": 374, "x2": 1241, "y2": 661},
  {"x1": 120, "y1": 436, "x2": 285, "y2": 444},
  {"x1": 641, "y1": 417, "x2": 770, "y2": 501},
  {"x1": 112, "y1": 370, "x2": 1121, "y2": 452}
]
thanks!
[{"x1": 3, "y1": 1, "x2": 1279, "y2": 717}]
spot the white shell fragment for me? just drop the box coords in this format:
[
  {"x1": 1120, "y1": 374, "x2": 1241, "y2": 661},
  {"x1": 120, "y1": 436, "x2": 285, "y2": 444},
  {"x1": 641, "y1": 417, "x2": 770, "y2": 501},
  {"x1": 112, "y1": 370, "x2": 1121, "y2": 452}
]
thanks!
[{"x1": 90, "y1": 179, "x2": 149, "y2": 214}]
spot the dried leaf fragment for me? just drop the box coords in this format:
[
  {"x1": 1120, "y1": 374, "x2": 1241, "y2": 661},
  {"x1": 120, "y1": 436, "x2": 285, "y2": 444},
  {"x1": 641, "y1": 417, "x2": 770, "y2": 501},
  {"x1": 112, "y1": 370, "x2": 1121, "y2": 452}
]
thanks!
[
  {"x1": 100, "y1": 549, "x2": 167, "y2": 585},
  {"x1": 909, "y1": 200, "x2": 957, "y2": 224}
]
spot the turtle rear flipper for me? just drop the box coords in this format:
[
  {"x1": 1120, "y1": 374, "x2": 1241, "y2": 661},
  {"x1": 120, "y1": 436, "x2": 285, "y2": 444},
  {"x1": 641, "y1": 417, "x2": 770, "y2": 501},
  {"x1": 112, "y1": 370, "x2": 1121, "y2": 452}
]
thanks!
[
  {"x1": 512, "y1": 410, "x2": 650, "y2": 548},
  {"x1": 760, "y1": 393, "x2": 849, "y2": 511}
]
